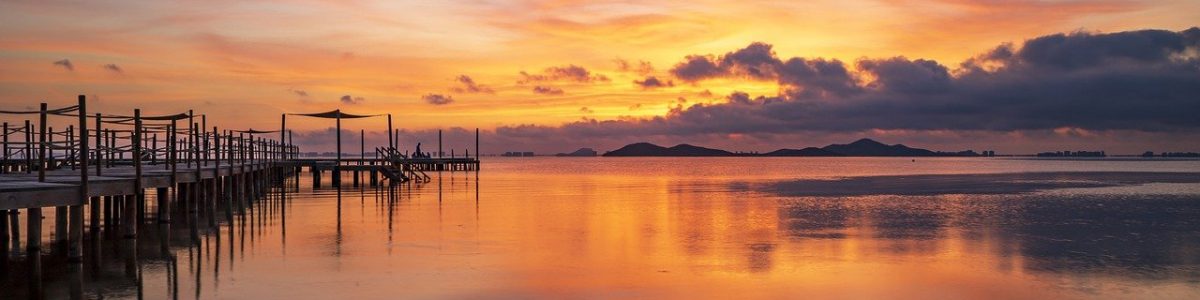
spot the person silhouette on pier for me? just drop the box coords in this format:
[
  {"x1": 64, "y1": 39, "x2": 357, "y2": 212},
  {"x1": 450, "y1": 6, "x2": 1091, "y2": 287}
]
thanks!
[{"x1": 415, "y1": 143, "x2": 424, "y2": 158}]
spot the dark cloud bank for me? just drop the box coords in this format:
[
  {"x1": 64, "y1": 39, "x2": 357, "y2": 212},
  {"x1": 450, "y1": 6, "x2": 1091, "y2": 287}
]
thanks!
[
  {"x1": 659, "y1": 28, "x2": 1200, "y2": 133},
  {"x1": 539, "y1": 28, "x2": 1199, "y2": 152},
  {"x1": 300, "y1": 28, "x2": 1200, "y2": 154}
]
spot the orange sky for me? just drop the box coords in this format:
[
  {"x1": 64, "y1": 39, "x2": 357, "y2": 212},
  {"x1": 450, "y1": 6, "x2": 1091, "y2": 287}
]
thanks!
[{"x1": 1, "y1": 0, "x2": 1198, "y2": 153}]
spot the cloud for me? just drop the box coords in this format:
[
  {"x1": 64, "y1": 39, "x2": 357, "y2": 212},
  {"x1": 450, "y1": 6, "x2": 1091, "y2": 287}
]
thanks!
[
  {"x1": 339, "y1": 95, "x2": 364, "y2": 105},
  {"x1": 580, "y1": 107, "x2": 594, "y2": 114},
  {"x1": 670, "y1": 55, "x2": 721, "y2": 81},
  {"x1": 615, "y1": 59, "x2": 655, "y2": 75},
  {"x1": 634, "y1": 76, "x2": 674, "y2": 89},
  {"x1": 422, "y1": 93, "x2": 454, "y2": 105},
  {"x1": 53, "y1": 59, "x2": 74, "y2": 71},
  {"x1": 532, "y1": 85, "x2": 564, "y2": 95},
  {"x1": 497, "y1": 27, "x2": 1200, "y2": 153},
  {"x1": 518, "y1": 64, "x2": 609, "y2": 84},
  {"x1": 103, "y1": 63, "x2": 123, "y2": 73},
  {"x1": 669, "y1": 42, "x2": 859, "y2": 97},
  {"x1": 291, "y1": 89, "x2": 309, "y2": 97},
  {"x1": 451, "y1": 75, "x2": 495, "y2": 94}
]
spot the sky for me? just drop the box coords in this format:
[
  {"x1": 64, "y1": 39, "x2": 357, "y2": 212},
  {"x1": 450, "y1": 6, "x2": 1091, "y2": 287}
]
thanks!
[{"x1": 1, "y1": 0, "x2": 1198, "y2": 154}]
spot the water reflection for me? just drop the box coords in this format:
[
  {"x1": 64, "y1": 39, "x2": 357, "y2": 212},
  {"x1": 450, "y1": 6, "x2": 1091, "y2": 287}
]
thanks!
[
  {"x1": 775, "y1": 194, "x2": 1200, "y2": 280},
  {"x1": 2, "y1": 158, "x2": 1199, "y2": 299}
]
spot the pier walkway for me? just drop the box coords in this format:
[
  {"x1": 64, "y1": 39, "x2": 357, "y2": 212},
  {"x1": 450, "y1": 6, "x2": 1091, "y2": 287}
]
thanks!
[{"x1": 0, "y1": 95, "x2": 479, "y2": 299}]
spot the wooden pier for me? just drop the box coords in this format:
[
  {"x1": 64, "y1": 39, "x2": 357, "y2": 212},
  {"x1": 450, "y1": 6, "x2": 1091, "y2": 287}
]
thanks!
[{"x1": 0, "y1": 96, "x2": 479, "y2": 299}]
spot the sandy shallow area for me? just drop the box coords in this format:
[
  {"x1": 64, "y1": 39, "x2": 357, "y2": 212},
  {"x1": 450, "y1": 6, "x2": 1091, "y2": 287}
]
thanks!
[{"x1": 762, "y1": 172, "x2": 1200, "y2": 197}]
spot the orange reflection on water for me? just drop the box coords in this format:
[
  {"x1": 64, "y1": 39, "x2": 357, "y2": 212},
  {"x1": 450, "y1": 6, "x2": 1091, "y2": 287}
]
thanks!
[{"x1": 18, "y1": 158, "x2": 1198, "y2": 299}]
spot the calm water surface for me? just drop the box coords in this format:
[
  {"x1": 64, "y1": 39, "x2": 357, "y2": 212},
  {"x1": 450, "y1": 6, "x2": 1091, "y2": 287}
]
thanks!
[{"x1": 17, "y1": 157, "x2": 1200, "y2": 299}]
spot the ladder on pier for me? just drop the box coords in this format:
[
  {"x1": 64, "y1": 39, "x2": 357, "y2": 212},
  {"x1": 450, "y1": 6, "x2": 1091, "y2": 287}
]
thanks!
[{"x1": 376, "y1": 147, "x2": 431, "y2": 184}]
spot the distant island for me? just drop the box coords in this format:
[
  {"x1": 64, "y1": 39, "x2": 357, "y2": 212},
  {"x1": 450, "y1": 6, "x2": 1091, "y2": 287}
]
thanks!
[
  {"x1": 603, "y1": 138, "x2": 993, "y2": 157},
  {"x1": 556, "y1": 148, "x2": 598, "y2": 157}
]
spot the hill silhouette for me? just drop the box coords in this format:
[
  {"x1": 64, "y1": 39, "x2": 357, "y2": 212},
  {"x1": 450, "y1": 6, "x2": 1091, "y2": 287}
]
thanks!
[
  {"x1": 821, "y1": 138, "x2": 937, "y2": 156},
  {"x1": 556, "y1": 148, "x2": 599, "y2": 157},
  {"x1": 764, "y1": 147, "x2": 841, "y2": 156},
  {"x1": 603, "y1": 143, "x2": 734, "y2": 156},
  {"x1": 603, "y1": 138, "x2": 974, "y2": 157}
]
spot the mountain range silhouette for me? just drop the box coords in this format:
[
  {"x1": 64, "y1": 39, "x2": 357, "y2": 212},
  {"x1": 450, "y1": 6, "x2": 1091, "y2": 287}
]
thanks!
[{"x1": 603, "y1": 138, "x2": 970, "y2": 157}]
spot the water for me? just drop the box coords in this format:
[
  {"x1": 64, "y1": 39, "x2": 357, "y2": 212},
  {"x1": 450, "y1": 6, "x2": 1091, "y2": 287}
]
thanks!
[{"x1": 6, "y1": 157, "x2": 1200, "y2": 299}]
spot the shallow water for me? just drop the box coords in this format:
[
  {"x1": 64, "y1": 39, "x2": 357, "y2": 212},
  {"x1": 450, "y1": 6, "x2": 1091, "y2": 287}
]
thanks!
[{"x1": 6, "y1": 157, "x2": 1200, "y2": 299}]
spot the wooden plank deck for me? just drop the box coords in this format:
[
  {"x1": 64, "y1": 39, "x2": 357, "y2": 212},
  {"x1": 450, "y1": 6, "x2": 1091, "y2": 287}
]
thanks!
[{"x1": 0, "y1": 162, "x2": 274, "y2": 210}]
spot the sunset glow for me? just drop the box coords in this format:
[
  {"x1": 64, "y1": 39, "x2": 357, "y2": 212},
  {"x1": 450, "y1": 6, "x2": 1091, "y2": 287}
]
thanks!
[{"x1": 2, "y1": 0, "x2": 1199, "y2": 153}]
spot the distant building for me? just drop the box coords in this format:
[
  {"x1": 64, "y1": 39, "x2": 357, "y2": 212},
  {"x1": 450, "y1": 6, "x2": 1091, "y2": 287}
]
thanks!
[
  {"x1": 1036, "y1": 150, "x2": 1106, "y2": 157},
  {"x1": 501, "y1": 151, "x2": 537, "y2": 157},
  {"x1": 1161, "y1": 152, "x2": 1200, "y2": 157}
]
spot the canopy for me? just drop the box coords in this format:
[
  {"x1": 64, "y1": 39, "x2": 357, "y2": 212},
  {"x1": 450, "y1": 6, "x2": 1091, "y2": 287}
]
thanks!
[
  {"x1": 140, "y1": 113, "x2": 191, "y2": 121},
  {"x1": 289, "y1": 110, "x2": 379, "y2": 119}
]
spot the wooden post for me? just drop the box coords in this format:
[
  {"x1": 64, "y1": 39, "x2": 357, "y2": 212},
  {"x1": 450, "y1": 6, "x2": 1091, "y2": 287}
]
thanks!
[
  {"x1": 238, "y1": 132, "x2": 246, "y2": 213},
  {"x1": 165, "y1": 119, "x2": 176, "y2": 223},
  {"x1": 475, "y1": 128, "x2": 480, "y2": 161},
  {"x1": 94, "y1": 113, "x2": 101, "y2": 176},
  {"x1": 29, "y1": 102, "x2": 47, "y2": 298},
  {"x1": 53, "y1": 124, "x2": 66, "y2": 254},
  {"x1": 334, "y1": 110, "x2": 342, "y2": 188},
  {"x1": 69, "y1": 95, "x2": 86, "y2": 262},
  {"x1": 9, "y1": 208, "x2": 18, "y2": 254},
  {"x1": 187, "y1": 110, "x2": 194, "y2": 168},
  {"x1": 67, "y1": 125, "x2": 74, "y2": 170},
  {"x1": 202, "y1": 115, "x2": 208, "y2": 167},
  {"x1": 387, "y1": 114, "x2": 393, "y2": 150},
  {"x1": 281, "y1": 114, "x2": 286, "y2": 156},
  {"x1": 127, "y1": 109, "x2": 142, "y2": 240},
  {"x1": 356, "y1": 129, "x2": 363, "y2": 187},
  {"x1": 47, "y1": 126, "x2": 55, "y2": 169},
  {"x1": 24, "y1": 120, "x2": 31, "y2": 173},
  {"x1": 2, "y1": 122, "x2": 7, "y2": 173},
  {"x1": 151, "y1": 133, "x2": 158, "y2": 165},
  {"x1": 438, "y1": 129, "x2": 442, "y2": 158},
  {"x1": 0, "y1": 210, "x2": 7, "y2": 271}
]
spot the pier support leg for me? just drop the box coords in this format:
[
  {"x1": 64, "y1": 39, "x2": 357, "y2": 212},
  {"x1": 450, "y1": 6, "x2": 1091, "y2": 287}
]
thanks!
[
  {"x1": 89, "y1": 197, "x2": 100, "y2": 234},
  {"x1": 27, "y1": 207, "x2": 42, "y2": 299},
  {"x1": 55, "y1": 206, "x2": 67, "y2": 255},
  {"x1": 7, "y1": 210, "x2": 17, "y2": 252},
  {"x1": 68, "y1": 205, "x2": 83, "y2": 263},
  {"x1": 156, "y1": 187, "x2": 170, "y2": 223},
  {"x1": 1, "y1": 210, "x2": 8, "y2": 275},
  {"x1": 89, "y1": 197, "x2": 101, "y2": 267},
  {"x1": 137, "y1": 189, "x2": 146, "y2": 225},
  {"x1": 122, "y1": 194, "x2": 137, "y2": 240},
  {"x1": 104, "y1": 196, "x2": 114, "y2": 240}
]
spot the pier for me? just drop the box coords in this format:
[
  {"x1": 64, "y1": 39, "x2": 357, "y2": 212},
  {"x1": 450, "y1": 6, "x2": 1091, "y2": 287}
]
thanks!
[{"x1": 0, "y1": 96, "x2": 479, "y2": 299}]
